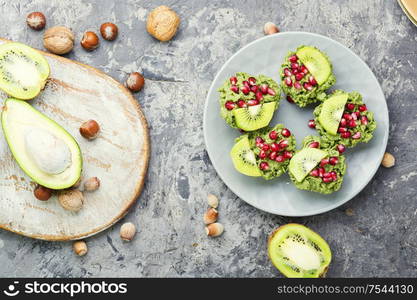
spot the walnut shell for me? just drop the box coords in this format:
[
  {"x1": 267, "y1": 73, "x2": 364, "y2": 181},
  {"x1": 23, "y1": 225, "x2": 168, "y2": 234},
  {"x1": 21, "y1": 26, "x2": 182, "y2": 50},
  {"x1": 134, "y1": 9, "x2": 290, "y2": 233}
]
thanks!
[
  {"x1": 146, "y1": 6, "x2": 180, "y2": 42},
  {"x1": 43, "y1": 26, "x2": 75, "y2": 55},
  {"x1": 58, "y1": 189, "x2": 84, "y2": 212}
]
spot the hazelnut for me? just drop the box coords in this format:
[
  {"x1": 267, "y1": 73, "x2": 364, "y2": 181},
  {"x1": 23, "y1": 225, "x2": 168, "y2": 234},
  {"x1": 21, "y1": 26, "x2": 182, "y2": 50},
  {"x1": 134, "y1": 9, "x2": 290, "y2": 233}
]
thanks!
[
  {"x1": 205, "y1": 223, "x2": 224, "y2": 237},
  {"x1": 203, "y1": 208, "x2": 218, "y2": 225},
  {"x1": 81, "y1": 31, "x2": 99, "y2": 51},
  {"x1": 58, "y1": 189, "x2": 84, "y2": 212},
  {"x1": 73, "y1": 240, "x2": 88, "y2": 256},
  {"x1": 146, "y1": 6, "x2": 180, "y2": 42},
  {"x1": 207, "y1": 194, "x2": 219, "y2": 208},
  {"x1": 263, "y1": 22, "x2": 279, "y2": 35},
  {"x1": 84, "y1": 177, "x2": 100, "y2": 192},
  {"x1": 120, "y1": 222, "x2": 136, "y2": 241},
  {"x1": 80, "y1": 120, "x2": 100, "y2": 140},
  {"x1": 381, "y1": 152, "x2": 395, "y2": 168},
  {"x1": 126, "y1": 72, "x2": 145, "y2": 92},
  {"x1": 26, "y1": 12, "x2": 46, "y2": 30},
  {"x1": 100, "y1": 22, "x2": 118, "y2": 41},
  {"x1": 43, "y1": 26, "x2": 75, "y2": 55},
  {"x1": 34, "y1": 184, "x2": 52, "y2": 201}
]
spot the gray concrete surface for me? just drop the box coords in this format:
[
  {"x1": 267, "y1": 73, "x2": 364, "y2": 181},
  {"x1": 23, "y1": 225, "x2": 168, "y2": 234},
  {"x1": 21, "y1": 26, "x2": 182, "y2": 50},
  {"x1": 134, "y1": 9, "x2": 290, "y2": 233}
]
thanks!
[{"x1": 0, "y1": 0, "x2": 416, "y2": 278}]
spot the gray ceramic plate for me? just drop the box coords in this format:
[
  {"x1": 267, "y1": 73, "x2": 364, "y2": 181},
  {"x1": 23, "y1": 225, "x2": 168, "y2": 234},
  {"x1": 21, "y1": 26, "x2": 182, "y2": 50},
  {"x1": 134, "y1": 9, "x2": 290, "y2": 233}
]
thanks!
[{"x1": 203, "y1": 32, "x2": 389, "y2": 216}]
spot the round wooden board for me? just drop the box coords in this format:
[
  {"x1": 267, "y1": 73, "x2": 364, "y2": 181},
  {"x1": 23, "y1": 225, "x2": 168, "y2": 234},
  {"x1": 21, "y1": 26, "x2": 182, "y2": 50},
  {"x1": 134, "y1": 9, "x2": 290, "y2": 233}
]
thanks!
[{"x1": 0, "y1": 40, "x2": 150, "y2": 241}]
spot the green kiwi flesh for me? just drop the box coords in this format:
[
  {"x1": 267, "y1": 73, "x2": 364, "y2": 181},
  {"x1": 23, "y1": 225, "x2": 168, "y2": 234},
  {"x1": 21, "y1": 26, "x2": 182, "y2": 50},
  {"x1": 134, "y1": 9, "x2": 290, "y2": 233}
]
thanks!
[
  {"x1": 0, "y1": 42, "x2": 50, "y2": 100},
  {"x1": 268, "y1": 223, "x2": 332, "y2": 278},
  {"x1": 296, "y1": 46, "x2": 331, "y2": 85},
  {"x1": 289, "y1": 148, "x2": 327, "y2": 182},
  {"x1": 230, "y1": 136, "x2": 261, "y2": 177},
  {"x1": 318, "y1": 93, "x2": 348, "y2": 135},
  {"x1": 233, "y1": 102, "x2": 275, "y2": 131}
]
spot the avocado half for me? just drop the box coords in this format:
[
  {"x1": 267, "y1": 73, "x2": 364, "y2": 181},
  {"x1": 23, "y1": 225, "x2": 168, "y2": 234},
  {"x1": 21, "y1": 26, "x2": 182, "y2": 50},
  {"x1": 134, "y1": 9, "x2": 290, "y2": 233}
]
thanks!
[{"x1": 1, "y1": 98, "x2": 82, "y2": 189}]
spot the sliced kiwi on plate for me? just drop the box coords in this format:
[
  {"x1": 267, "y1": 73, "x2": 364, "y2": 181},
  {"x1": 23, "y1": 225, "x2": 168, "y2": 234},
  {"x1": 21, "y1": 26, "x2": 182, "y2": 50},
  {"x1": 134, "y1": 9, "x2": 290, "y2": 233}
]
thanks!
[
  {"x1": 230, "y1": 136, "x2": 261, "y2": 177},
  {"x1": 0, "y1": 42, "x2": 50, "y2": 99},
  {"x1": 296, "y1": 46, "x2": 331, "y2": 85},
  {"x1": 268, "y1": 223, "x2": 332, "y2": 278},
  {"x1": 318, "y1": 93, "x2": 348, "y2": 135},
  {"x1": 289, "y1": 148, "x2": 327, "y2": 182},
  {"x1": 233, "y1": 102, "x2": 275, "y2": 131}
]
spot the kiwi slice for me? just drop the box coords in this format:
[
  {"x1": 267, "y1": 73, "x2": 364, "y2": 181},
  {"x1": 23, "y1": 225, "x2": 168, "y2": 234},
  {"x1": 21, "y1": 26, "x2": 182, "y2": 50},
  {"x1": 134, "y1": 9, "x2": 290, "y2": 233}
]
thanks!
[
  {"x1": 296, "y1": 46, "x2": 331, "y2": 85},
  {"x1": 289, "y1": 148, "x2": 327, "y2": 182},
  {"x1": 230, "y1": 136, "x2": 261, "y2": 177},
  {"x1": 233, "y1": 102, "x2": 275, "y2": 131},
  {"x1": 318, "y1": 93, "x2": 348, "y2": 135},
  {"x1": 268, "y1": 223, "x2": 332, "y2": 278},
  {"x1": 0, "y1": 42, "x2": 50, "y2": 100}
]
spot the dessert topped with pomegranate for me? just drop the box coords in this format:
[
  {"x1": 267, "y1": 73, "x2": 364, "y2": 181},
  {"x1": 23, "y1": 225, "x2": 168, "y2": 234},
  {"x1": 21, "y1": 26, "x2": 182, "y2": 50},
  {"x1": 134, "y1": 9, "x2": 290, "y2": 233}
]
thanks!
[
  {"x1": 280, "y1": 46, "x2": 336, "y2": 107},
  {"x1": 219, "y1": 72, "x2": 280, "y2": 131},
  {"x1": 230, "y1": 124, "x2": 296, "y2": 180},
  {"x1": 289, "y1": 136, "x2": 346, "y2": 194},
  {"x1": 313, "y1": 90, "x2": 377, "y2": 148}
]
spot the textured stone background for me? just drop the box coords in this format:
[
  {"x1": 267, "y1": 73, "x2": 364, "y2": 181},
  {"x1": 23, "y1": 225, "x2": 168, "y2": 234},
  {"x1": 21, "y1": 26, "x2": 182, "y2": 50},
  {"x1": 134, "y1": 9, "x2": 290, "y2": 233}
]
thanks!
[{"x1": 0, "y1": 0, "x2": 416, "y2": 277}]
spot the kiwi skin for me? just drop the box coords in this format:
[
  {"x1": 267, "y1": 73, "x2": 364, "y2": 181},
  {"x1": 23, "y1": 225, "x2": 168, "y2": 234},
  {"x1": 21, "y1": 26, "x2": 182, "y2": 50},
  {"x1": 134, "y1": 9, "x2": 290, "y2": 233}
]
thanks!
[{"x1": 267, "y1": 223, "x2": 331, "y2": 278}]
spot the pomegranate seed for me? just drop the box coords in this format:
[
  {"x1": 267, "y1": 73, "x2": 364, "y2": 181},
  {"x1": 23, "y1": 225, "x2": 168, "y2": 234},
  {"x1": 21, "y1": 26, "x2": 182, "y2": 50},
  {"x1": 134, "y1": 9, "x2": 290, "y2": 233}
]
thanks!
[
  {"x1": 262, "y1": 144, "x2": 270, "y2": 151},
  {"x1": 269, "y1": 151, "x2": 277, "y2": 160},
  {"x1": 291, "y1": 62, "x2": 299, "y2": 70},
  {"x1": 323, "y1": 172, "x2": 332, "y2": 178},
  {"x1": 242, "y1": 80, "x2": 250, "y2": 88},
  {"x1": 341, "y1": 131, "x2": 351, "y2": 138},
  {"x1": 300, "y1": 65, "x2": 309, "y2": 75},
  {"x1": 281, "y1": 128, "x2": 291, "y2": 137},
  {"x1": 237, "y1": 99, "x2": 247, "y2": 108},
  {"x1": 267, "y1": 87, "x2": 276, "y2": 96},
  {"x1": 259, "y1": 150, "x2": 267, "y2": 159},
  {"x1": 283, "y1": 151, "x2": 293, "y2": 159},
  {"x1": 351, "y1": 113, "x2": 358, "y2": 121},
  {"x1": 259, "y1": 162, "x2": 269, "y2": 170},
  {"x1": 269, "y1": 131, "x2": 278, "y2": 140},
  {"x1": 255, "y1": 91, "x2": 264, "y2": 101},
  {"x1": 292, "y1": 68, "x2": 299, "y2": 75},
  {"x1": 338, "y1": 127, "x2": 348, "y2": 133},
  {"x1": 284, "y1": 68, "x2": 292, "y2": 77},
  {"x1": 286, "y1": 95, "x2": 294, "y2": 103},
  {"x1": 343, "y1": 113, "x2": 352, "y2": 120},
  {"x1": 358, "y1": 105, "x2": 367, "y2": 112},
  {"x1": 340, "y1": 118, "x2": 347, "y2": 127},
  {"x1": 247, "y1": 99, "x2": 259, "y2": 106},
  {"x1": 348, "y1": 120, "x2": 357, "y2": 128},
  {"x1": 303, "y1": 82, "x2": 313, "y2": 91},
  {"x1": 279, "y1": 140, "x2": 289, "y2": 149},
  {"x1": 284, "y1": 77, "x2": 292, "y2": 87},
  {"x1": 330, "y1": 171, "x2": 338, "y2": 181},
  {"x1": 270, "y1": 143, "x2": 280, "y2": 152},
  {"x1": 289, "y1": 55, "x2": 298, "y2": 63},
  {"x1": 308, "y1": 76, "x2": 318, "y2": 86},
  {"x1": 320, "y1": 158, "x2": 329, "y2": 167},
  {"x1": 260, "y1": 84, "x2": 269, "y2": 94},
  {"x1": 295, "y1": 73, "x2": 304, "y2": 81},
  {"x1": 248, "y1": 77, "x2": 257, "y2": 86},
  {"x1": 250, "y1": 85, "x2": 258, "y2": 93},
  {"x1": 329, "y1": 157, "x2": 339, "y2": 165},
  {"x1": 336, "y1": 144, "x2": 346, "y2": 153},
  {"x1": 310, "y1": 169, "x2": 319, "y2": 177},
  {"x1": 361, "y1": 115, "x2": 369, "y2": 125},
  {"x1": 323, "y1": 177, "x2": 333, "y2": 183},
  {"x1": 255, "y1": 137, "x2": 264, "y2": 143},
  {"x1": 308, "y1": 119, "x2": 316, "y2": 128},
  {"x1": 230, "y1": 76, "x2": 237, "y2": 85},
  {"x1": 294, "y1": 81, "x2": 302, "y2": 90},
  {"x1": 352, "y1": 132, "x2": 361, "y2": 139},
  {"x1": 257, "y1": 142, "x2": 264, "y2": 149},
  {"x1": 225, "y1": 101, "x2": 235, "y2": 110},
  {"x1": 318, "y1": 167, "x2": 325, "y2": 177},
  {"x1": 275, "y1": 155, "x2": 285, "y2": 163},
  {"x1": 346, "y1": 103, "x2": 355, "y2": 111},
  {"x1": 309, "y1": 141, "x2": 320, "y2": 148},
  {"x1": 230, "y1": 85, "x2": 239, "y2": 93},
  {"x1": 241, "y1": 86, "x2": 250, "y2": 95},
  {"x1": 354, "y1": 111, "x2": 360, "y2": 118}
]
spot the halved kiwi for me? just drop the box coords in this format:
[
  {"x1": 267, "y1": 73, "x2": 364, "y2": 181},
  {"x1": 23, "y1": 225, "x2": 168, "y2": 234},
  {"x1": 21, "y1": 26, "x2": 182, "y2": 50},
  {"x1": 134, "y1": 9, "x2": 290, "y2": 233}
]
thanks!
[
  {"x1": 230, "y1": 136, "x2": 261, "y2": 177},
  {"x1": 0, "y1": 42, "x2": 50, "y2": 99},
  {"x1": 268, "y1": 223, "x2": 332, "y2": 278},
  {"x1": 289, "y1": 148, "x2": 327, "y2": 182},
  {"x1": 318, "y1": 93, "x2": 348, "y2": 135},
  {"x1": 296, "y1": 46, "x2": 331, "y2": 85},
  {"x1": 233, "y1": 102, "x2": 275, "y2": 131}
]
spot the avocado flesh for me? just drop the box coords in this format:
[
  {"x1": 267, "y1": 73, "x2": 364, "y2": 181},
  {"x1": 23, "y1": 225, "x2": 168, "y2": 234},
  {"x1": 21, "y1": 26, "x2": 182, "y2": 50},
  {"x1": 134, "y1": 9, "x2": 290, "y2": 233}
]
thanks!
[{"x1": 1, "y1": 98, "x2": 82, "y2": 189}]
